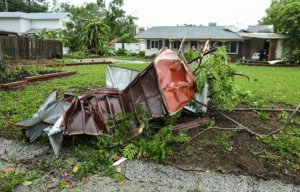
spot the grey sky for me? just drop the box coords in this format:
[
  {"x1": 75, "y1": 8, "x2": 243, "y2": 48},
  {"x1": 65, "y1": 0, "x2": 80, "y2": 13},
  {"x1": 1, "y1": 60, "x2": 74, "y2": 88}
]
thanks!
[{"x1": 62, "y1": 0, "x2": 271, "y2": 28}]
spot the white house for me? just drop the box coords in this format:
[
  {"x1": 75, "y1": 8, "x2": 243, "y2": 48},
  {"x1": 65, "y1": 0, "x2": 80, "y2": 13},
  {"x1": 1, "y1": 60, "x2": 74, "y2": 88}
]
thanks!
[
  {"x1": 0, "y1": 12, "x2": 72, "y2": 34},
  {"x1": 114, "y1": 43, "x2": 146, "y2": 54},
  {"x1": 136, "y1": 25, "x2": 287, "y2": 61}
]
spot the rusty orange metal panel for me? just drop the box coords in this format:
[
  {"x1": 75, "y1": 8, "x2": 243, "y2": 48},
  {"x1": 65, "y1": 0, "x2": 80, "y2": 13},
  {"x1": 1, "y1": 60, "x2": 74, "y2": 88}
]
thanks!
[{"x1": 154, "y1": 49, "x2": 196, "y2": 114}]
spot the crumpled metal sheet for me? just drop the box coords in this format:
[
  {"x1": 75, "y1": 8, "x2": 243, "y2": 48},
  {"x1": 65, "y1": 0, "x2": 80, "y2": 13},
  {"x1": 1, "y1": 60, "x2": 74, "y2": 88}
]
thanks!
[
  {"x1": 155, "y1": 49, "x2": 196, "y2": 114},
  {"x1": 61, "y1": 88, "x2": 121, "y2": 135},
  {"x1": 106, "y1": 65, "x2": 139, "y2": 90},
  {"x1": 14, "y1": 48, "x2": 197, "y2": 154},
  {"x1": 61, "y1": 49, "x2": 196, "y2": 135},
  {"x1": 224, "y1": 23, "x2": 249, "y2": 33},
  {"x1": 14, "y1": 92, "x2": 75, "y2": 143}
]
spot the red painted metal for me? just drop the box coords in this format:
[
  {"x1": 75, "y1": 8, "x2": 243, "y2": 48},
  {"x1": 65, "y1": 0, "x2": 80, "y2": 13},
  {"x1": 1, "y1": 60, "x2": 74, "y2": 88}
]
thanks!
[{"x1": 154, "y1": 49, "x2": 196, "y2": 114}]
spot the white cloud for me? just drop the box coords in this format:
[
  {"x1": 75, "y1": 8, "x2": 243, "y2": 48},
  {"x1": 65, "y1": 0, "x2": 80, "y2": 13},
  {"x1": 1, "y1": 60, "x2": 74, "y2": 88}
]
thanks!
[{"x1": 60, "y1": 0, "x2": 271, "y2": 28}]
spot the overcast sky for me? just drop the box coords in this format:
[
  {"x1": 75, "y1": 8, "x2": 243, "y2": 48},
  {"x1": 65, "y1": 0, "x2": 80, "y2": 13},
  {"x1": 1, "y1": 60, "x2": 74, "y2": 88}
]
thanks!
[{"x1": 62, "y1": 0, "x2": 271, "y2": 28}]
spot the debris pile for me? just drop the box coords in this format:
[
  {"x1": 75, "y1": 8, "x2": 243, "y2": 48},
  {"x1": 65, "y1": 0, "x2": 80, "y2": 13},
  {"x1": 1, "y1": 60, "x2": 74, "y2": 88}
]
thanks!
[{"x1": 14, "y1": 47, "x2": 202, "y2": 155}]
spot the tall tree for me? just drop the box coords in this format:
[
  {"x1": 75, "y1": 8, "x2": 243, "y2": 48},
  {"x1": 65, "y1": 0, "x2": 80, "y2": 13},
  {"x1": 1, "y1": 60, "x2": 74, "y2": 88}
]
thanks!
[
  {"x1": 0, "y1": 0, "x2": 48, "y2": 12},
  {"x1": 80, "y1": 18, "x2": 110, "y2": 55},
  {"x1": 260, "y1": 0, "x2": 300, "y2": 62},
  {"x1": 60, "y1": 1, "x2": 138, "y2": 55}
]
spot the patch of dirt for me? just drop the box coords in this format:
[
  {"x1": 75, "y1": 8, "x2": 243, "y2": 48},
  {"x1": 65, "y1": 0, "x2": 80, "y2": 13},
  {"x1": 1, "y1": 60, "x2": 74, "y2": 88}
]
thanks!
[
  {"x1": 7, "y1": 59, "x2": 58, "y2": 67},
  {"x1": 173, "y1": 109, "x2": 300, "y2": 185}
]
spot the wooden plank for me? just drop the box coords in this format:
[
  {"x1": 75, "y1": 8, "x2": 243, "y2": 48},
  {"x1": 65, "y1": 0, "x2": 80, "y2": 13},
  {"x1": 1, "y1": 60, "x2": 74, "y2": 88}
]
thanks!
[{"x1": 0, "y1": 36, "x2": 62, "y2": 60}]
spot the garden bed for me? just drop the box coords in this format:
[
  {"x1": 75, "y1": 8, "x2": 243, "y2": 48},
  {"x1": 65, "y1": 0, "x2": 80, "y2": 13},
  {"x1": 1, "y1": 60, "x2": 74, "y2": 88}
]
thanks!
[
  {"x1": 172, "y1": 105, "x2": 300, "y2": 185},
  {"x1": 7, "y1": 59, "x2": 58, "y2": 67},
  {"x1": 0, "y1": 70, "x2": 77, "y2": 89}
]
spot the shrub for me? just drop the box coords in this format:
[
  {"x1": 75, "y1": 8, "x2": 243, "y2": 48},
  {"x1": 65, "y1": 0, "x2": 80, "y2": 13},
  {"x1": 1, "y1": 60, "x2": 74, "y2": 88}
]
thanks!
[
  {"x1": 138, "y1": 50, "x2": 145, "y2": 57},
  {"x1": 66, "y1": 51, "x2": 88, "y2": 59},
  {"x1": 2, "y1": 53, "x2": 11, "y2": 60},
  {"x1": 184, "y1": 47, "x2": 199, "y2": 62},
  {"x1": 116, "y1": 48, "x2": 128, "y2": 56}
]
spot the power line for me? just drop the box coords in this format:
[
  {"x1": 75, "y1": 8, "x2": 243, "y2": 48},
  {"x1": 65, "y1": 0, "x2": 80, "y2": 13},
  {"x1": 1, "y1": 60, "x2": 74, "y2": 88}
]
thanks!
[{"x1": 6, "y1": 2, "x2": 49, "y2": 12}]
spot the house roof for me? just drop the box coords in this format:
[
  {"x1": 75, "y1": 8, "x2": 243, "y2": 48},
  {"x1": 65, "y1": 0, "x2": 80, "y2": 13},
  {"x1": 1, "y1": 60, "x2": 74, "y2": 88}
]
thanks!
[
  {"x1": 238, "y1": 32, "x2": 287, "y2": 39},
  {"x1": 136, "y1": 25, "x2": 274, "y2": 40},
  {"x1": 0, "y1": 12, "x2": 71, "y2": 20}
]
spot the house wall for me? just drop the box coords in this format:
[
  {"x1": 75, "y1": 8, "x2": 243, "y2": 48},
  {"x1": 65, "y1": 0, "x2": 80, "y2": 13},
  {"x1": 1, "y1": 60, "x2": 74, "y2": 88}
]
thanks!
[
  {"x1": 0, "y1": 18, "x2": 21, "y2": 33},
  {"x1": 60, "y1": 16, "x2": 71, "y2": 29},
  {"x1": 275, "y1": 40, "x2": 284, "y2": 59},
  {"x1": 145, "y1": 39, "x2": 160, "y2": 56},
  {"x1": 20, "y1": 18, "x2": 31, "y2": 33},
  {"x1": 32, "y1": 19, "x2": 60, "y2": 29},
  {"x1": 268, "y1": 39, "x2": 277, "y2": 61},
  {"x1": 242, "y1": 40, "x2": 251, "y2": 59},
  {"x1": 115, "y1": 43, "x2": 145, "y2": 54}
]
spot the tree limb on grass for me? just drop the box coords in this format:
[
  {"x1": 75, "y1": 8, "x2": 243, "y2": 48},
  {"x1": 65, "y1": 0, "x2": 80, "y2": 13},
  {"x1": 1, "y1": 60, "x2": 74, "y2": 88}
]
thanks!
[
  {"x1": 280, "y1": 104, "x2": 300, "y2": 133},
  {"x1": 186, "y1": 127, "x2": 245, "y2": 144},
  {"x1": 231, "y1": 72, "x2": 250, "y2": 81}
]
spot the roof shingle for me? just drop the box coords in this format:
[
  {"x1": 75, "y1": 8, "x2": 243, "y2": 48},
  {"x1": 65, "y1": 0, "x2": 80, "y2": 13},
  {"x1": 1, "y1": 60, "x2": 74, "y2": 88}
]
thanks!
[{"x1": 136, "y1": 25, "x2": 273, "y2": 40}]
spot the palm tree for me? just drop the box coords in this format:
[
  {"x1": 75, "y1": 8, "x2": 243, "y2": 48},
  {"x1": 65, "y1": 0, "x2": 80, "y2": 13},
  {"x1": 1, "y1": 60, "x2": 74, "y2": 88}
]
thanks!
[
  {"x1": 36, "y1": 28, "x2": 48, "y2": 39},
  {"x1": 80, "y1": 18, "x2": 110, "y2": 55}
]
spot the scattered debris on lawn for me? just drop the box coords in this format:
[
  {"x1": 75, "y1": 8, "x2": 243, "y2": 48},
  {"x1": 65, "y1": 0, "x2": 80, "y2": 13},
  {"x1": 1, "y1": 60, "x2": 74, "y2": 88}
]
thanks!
[
  {"x1": 13, "y1": 42, "x2": 201, "y2": 155},
  {"x1": 12, "y1": 39, "x2": 283, "y2": 157}
]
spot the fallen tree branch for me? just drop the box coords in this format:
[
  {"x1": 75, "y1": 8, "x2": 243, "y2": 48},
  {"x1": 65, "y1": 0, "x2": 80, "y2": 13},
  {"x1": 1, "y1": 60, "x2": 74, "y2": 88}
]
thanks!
[
  {"x1": 124, "y1": 122, "x2": 145, "y2": 144},
  {"x1": 187, "y1": 126, "x2": 245, "y2": 144},
  {"x1": 166, "y1": 161, "x2": 208, "y2": 172},
  {"x1": 231, "y1": 72, "x2": 250, "y2": 81},
  {"x1": 216, "y1": 110, "x2": 284, "y2": 136},
  {"x1": 280, "y1": 104, "x2": 300, "y2": 133}
]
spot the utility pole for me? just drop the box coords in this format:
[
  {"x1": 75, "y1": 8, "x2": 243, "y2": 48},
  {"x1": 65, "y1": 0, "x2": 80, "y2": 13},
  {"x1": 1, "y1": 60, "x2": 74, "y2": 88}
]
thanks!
[{"x1": 5, "y1": 0, "x2": 8, "y2": 12}]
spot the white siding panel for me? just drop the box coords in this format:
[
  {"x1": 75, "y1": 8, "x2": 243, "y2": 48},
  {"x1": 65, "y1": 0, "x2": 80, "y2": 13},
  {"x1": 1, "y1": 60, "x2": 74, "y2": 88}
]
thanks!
[
  {"x1": 115, "y1": 43, "x2": 145, "y2": 54},
  {"x1": 275, "y1": 40, "x2": 283, "y2": 59},
  {"x1": 32, "y1": 19, "x2": 60, "y2": 29},
  {"x1": 0, "y1": 18, "x2": 21, "y2": 33},
  {"x1": 20, "y1": 18, "x2": 31, "y2": 33}
]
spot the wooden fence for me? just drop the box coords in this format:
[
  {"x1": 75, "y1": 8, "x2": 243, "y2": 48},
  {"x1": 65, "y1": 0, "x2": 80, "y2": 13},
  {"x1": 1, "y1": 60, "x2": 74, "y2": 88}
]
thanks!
[{"x1": 0, "y1": 36, "x2": 63, "y2": 60}]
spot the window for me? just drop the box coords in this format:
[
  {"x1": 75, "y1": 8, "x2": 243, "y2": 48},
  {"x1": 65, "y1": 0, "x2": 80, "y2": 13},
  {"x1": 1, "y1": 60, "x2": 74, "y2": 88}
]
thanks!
[
  {"x1": 151, "y1": 41, "x2": 158, "y2": 49},
  {"x1": 135, "y1": 44, "x2": 139, "y2": 51},
  {"x1": 226, "y1": 41, "x2": 243, "y2": 54},
  {"x1": 211, "y1": 41, "x2": 223, "y2": 47},
  {"x1": 173, "y1": 41, "x2": 181, "y2": 49},
  {"x1": 190, "y1": 41, "x2": 197, "y2": 49}
]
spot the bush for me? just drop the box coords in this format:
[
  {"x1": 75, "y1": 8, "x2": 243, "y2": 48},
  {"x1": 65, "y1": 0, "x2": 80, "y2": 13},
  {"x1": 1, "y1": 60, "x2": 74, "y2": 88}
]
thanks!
[
  {"x1": 184, "y1": 47, "x2": 199, "y2": 62},
  {"x1": 138, "y1": 50, "x2": 145, "y2": 57},
  {"x1": 66, "y1": 51, "x2": 88, "y2": 59},
  {"x1": 2, "y1": 53, "x2": 11, "y2": 60},
  {"x1": 116, "y1": 48, "x2": 128, "y2": 56}
]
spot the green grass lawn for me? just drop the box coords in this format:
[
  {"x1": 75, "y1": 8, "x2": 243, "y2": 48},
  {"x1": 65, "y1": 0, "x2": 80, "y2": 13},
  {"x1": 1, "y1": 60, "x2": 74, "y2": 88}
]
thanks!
[
  {"x1": 235, "y1": 65, "x2": 300, "y2": 106},
  {"x1": 0, "y1": 63, "x2": 300, "y2": 138}
]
